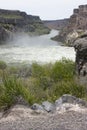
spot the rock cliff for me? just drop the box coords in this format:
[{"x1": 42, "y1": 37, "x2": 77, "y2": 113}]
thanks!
[
  {"x1": 0, "y1": 95, "x2": 87, "y2": 130},
  {"x1": 74, "y1": 34, "x2": 87, "y2": 82},
  {"x1": 43, "y1": 19, "x2": 69, "y2": 30},
  {"x1": 0, "y1": 9, "x2": 50, "y2": 43},
  {"x1": 56, "y1": 5, "x2": 87, "y2": 46}
]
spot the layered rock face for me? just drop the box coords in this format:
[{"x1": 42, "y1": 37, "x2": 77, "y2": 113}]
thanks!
[
  {"x1": 0, "y1": 9, "x2": 50, "y2": 43},
  {"x1": 57, "y1": 5, "x2": 87, "y2": 46},
  {"x1": 74, "y1": 34, "x2": 87, "y2": 78},
  {"x1": 43, "y1": 19, "x2": 69, "y2": 30}
]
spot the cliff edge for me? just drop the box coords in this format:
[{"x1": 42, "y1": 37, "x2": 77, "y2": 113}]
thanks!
[
  {"x1": 0, "y1": 9, "x2": 50, "y2": 43},
  {"x1": 43, "y1": 19, "x2": 69, "y2": 30},
  {"x1": 55, "y1": 5, "x2": 87, "y2": 46}
]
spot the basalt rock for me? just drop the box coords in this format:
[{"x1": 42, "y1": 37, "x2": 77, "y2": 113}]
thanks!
[
  {"x1": 43, "y1": 19, "x2": 69, "y2": 30},
  {"x1": 42, "y1": 101, "x2": 56, "y2": 112},
  {"x1": 56, "y1": 5, "x2": 87, "y2": 46},
  {"x1": 55, "y1": 94, "x2": 87, "y2": 107},
  {"x1": 0, "y1": 9, "x2": 50, "y2": 43},
  {"x1": 74, "y1": 34, "x2": 87, "y2": 78}
]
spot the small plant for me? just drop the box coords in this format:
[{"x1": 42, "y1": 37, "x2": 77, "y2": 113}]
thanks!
[
  {"x1": 0, "y1": 61, "x2": 7, "y2": 70},
  {"x1": 0, "y1": 59, "x2": 86, "y2": 111},
  {"x1": 51, "y1": 59, "x2": 75, "y2": 82},
  {"x1": 0, "y1": 76, "x2": 35, "y2": 110}
]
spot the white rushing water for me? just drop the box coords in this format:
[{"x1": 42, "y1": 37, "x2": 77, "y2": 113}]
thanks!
[{"x1": 0, "y1": 30, "x2": 75, "y2": 64}]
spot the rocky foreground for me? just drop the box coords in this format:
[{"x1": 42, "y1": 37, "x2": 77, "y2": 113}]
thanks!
[
  {"x1": 43, "y1": 19, "x2": 69, "y2": 30},
  {"x1": 0, "y1": 95, "x2": 87, "y2": 130}
]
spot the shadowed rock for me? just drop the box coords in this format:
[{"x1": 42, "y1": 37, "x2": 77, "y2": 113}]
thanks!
[
  {"x1": 42, "y1": 101, "x2": 56, "y2": 112},
  {"x1": 55, "y1": 94, "x2": 87, "y2": 108},
  {"x1": 74, "y1": 35, "x2": 87, "y2": 78},
  {"x1": 31, "y1": 103, "x2": 44, "y2": 111}
]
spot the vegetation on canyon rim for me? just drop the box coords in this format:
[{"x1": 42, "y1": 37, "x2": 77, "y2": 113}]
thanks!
[{"x1": 0, "y1": 59, "x2": 86, "y2": 110}]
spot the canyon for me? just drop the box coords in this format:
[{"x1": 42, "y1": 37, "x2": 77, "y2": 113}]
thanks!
[
  {"x1": 0, "y1": 9, "x2": 50, "y2": 43},
  {"x1": 43, "y1": 19, "x2": 69, "y2": 30}
]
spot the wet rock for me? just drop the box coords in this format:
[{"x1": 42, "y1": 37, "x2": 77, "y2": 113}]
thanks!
[
  {"x1": 55, "y1": 95, "x2": 77, "y2": 106},
  {"x1": 56, "y1": 4, "x2": 87, "y2": 46}
]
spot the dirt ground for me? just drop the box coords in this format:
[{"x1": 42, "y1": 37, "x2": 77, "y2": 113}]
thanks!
[{"x1": 0, "y1": 105, "x2": 87, "y2": 130}]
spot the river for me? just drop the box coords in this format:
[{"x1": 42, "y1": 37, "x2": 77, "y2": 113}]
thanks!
[{"x1": 0, "y1": 30, "x2": 75, "y2": 64}]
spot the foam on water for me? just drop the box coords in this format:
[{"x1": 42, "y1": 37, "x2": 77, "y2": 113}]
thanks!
[{"x1": 0, "y1": 30, "x2": 75, "y2": 64}]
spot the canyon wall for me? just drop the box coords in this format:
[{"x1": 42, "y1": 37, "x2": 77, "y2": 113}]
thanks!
[
  {"x1": 43, "y1": 19, "x2": 69, "y2": 30},
  {"x1": 0, "y1": 9, "x2": 50, "y2": 43},
  {"x1": 56, "y1": 5, "x2": 87, "y2": 46}
]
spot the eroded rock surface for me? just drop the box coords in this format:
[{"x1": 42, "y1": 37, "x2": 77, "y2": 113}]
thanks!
[
  {"x1": 56, "y1": 4, "x2": 87, "y2": 46},
  {"x1": 0, "y1": 95, "x2": 87, "y2": 130},
  {"x1": 74, "y1": 34, "x2": 87, "y2": 80},
  {"x1": 0, "y1": 9, "x2": 50, "y2": 43}
]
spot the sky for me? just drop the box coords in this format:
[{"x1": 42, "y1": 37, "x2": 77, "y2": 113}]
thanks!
[{"x1": 0, "y1": 0, "x2": 87, "y2": 20}]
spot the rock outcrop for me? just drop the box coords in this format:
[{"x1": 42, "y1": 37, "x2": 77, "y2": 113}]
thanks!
[
  {"x1": 0, "y1": 9, "x2": 50, "y2": 43},
  {"x1": 56, "y1": 5, "x2": 87, "y2": 46},
  {"x1": 74, "y1": 34, "x2": 87, "y2": 80},
  {"x1": 1, "y1": 94, "x2": 87, "y2": 130},
  {"x1": 30, "y1": 94, "x2": 87, "y2": 114},
  {"x1": 43, "y1": 19, "x2": 69, "y2": 30}
]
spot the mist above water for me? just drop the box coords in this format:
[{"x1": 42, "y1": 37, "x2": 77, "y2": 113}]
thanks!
[{"x1": 0, "y1": 30, "x2": 75, "y2": 64}]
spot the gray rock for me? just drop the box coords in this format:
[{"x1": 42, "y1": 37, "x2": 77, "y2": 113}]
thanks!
[
  {"x1": 42, "y1": 101, "x2": 56, "y2": 112},
  {"x1": 76, "y1": 98, "x2": 87, "y2": 107},
  {"x1": 31, "y1": 103, "x2": 44, "y2": 111},
  {"x1": 0, "y1": 9, "x2": 50, "y2": 43},
  {"x1": 0, "y1": 112, "x2": 3, "y2": 119},
  {"x1": 74, "y1": 37, "x2": 87, "y2": 51},
  {"x1": 55, "y1": 94, "x2": 77, "y2": 107},
  {"x1": 61, "y1": 94, "x2": 77, "y2": 104},
  {"x1": 55, "y1": 97, "x2": 63, "y2": 107},
  {"x1": 55, "y1": 94, "x2": 87, "y2": 108}
]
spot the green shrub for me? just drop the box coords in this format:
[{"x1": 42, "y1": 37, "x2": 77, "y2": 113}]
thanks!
[
  {"x1": 0, "y1": 61, "x2": 7, "y2": 70},
  {"x1": 0, "y1": 59, "x2": 86, "y2": 110},
  {"x1": 51, "y1": 59, "x2": 75, "y2": 82},
  {"x1": 51, "y1": 80, "x2": 86, "y2": 99},
  {"x1": 0, "y1": 76, "x2": 35, "y2": 110}
]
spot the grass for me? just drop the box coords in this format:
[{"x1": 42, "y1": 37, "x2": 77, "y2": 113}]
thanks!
[
  {"x1": 32, "y1": 23, "x2": 50, "y2": 35},
  {"x1": 0, "y1": 14, "x2": 23, "y2": 19},
  {"x1": 0, "y1": 59, "x2": 86, "y2": 110}
]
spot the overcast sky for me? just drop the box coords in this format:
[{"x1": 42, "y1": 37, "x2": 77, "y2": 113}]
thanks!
[{"x1": 0, "y1": 0, "x2": 87, "y2": 20}]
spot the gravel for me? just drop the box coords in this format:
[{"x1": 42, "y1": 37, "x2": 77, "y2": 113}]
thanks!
[{"x1": 0, "y1": 104, "x2": 87, "y2": 130}]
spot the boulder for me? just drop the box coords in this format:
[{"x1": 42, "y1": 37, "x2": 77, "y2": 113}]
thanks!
[
  {"x1": 55, "y1": 94, "x2": 87, "y2": 108},
  {"x1": 42, "y1": 101, "x2": 56, "y2": 112},
  {"x1": 31, "y1": 103, "x2": 44, "y2": 111},
  {"x1": 74, "y1": 35, "x2": 87, "y2": 77}
]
